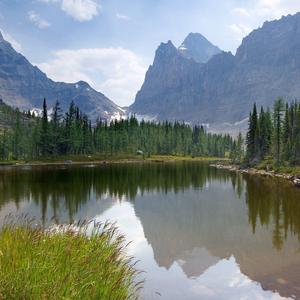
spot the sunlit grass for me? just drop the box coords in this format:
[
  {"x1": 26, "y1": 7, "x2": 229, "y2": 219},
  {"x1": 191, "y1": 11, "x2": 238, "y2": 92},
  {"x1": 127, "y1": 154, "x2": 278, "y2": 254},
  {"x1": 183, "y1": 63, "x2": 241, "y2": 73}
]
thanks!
[
  {"x1": 0, "y1": 219, "x2": 142, "y2": 299},
  {"x1": 0, "y1": 153, "x2": 228, "y2": 165},
  {"x1": 146, "y1": 155, "x2": 228, "y2": 162}
]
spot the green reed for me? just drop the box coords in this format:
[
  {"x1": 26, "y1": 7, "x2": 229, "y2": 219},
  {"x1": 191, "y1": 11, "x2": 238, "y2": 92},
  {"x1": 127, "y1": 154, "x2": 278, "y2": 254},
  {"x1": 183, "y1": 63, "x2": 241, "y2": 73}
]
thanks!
[{"x1": 0, "y1": 219, "x2": 142, "y2": 299}]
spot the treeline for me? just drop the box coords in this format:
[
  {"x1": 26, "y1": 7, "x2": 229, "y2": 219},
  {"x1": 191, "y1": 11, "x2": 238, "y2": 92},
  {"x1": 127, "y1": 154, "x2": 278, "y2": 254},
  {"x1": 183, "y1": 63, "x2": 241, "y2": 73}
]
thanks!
[
  {"x1": 0, "y1": 99, "x2": 233, "y2": 161},
  {"x1": 246, "y1": 98, "x2": 300, "y2": 166}
]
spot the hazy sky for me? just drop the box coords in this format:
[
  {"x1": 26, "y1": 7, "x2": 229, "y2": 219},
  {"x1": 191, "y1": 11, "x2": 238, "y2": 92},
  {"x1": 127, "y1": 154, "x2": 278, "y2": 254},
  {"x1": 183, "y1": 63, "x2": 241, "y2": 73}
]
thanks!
[{"x1": 1, "y1": 0, "x2": 300, "y2": 106}]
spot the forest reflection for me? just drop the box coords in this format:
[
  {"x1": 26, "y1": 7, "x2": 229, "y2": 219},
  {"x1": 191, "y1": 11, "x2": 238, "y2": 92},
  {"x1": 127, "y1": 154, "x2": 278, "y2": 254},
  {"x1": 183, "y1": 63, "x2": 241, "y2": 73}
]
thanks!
[{"x1": 0, "y1": 162, "x2": 299, "y2": 250}]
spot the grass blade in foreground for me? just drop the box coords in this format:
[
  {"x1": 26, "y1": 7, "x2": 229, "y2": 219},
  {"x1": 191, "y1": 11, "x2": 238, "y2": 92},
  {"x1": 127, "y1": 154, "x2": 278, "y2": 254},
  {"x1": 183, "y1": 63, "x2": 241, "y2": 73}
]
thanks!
[{"x1": 0, "y1": 220, "x2": 142, "y2": 299}]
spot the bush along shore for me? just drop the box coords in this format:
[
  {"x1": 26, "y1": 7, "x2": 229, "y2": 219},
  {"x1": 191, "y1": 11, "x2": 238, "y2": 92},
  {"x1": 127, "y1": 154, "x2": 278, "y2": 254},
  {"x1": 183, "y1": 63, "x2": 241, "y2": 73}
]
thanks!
[{"x1": 0, "y1": 219, "x2": 142, "y2": 300}]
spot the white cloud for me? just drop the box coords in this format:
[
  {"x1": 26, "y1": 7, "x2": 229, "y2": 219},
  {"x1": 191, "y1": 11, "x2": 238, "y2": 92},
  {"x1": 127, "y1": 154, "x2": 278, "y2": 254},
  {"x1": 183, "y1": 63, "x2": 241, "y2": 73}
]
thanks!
[
  {"x1": 37, "y1": 47, "x2": 147, "y2": 106},
  {"x1": 116, "y1": 13, "x2": 130, "y2": 21},
  {"x1": 255, "y1": 0, "x2": 300, "y2": 18},
  {"x1": 229, "y1": 24, "x2": 252, "y2": 42},
  {"x1": 1, "y1": 31, "x2": 23, "y2": 52},
  {"x1": 28, "y1": 11, "x2": 51, "y2": 29},
  {"x1": 37, "y1": 0, "x2": 60, "y2": 2},
  {"x1": 231, "y1": 8, "x2": 250, "y2": 17},
  {"x1": 61, "y1": 0, "x2": 100, "y2": 22},
  {"x1": 38, "y1": 0, "x2": 100, "y2": 22},
  {"x1": 230, "y1": 0, "x2": 300, "y2": 44},
  {"x1": 238, "y1": 0, "x2": 300, "y2": 20}
]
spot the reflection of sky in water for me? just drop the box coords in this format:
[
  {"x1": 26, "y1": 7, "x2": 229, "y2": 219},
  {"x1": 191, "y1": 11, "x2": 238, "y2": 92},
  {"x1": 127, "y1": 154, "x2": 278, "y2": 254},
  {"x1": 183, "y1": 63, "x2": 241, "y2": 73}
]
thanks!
[
  {"x1": 93, "y1": 202, "x2": 292, "y2": 300},
  {"x1": 1, "y1": 164, "x2": 300, "y2": 299}
]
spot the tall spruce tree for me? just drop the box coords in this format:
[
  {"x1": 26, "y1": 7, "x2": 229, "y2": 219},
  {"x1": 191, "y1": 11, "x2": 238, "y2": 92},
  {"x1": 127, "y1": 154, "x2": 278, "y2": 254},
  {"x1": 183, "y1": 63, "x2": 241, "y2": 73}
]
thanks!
[
  {"x1": 273, "y1": 98, "x2": 284, "y2": 166},
  {"x1": 51, "y1": 101, "x2": 63, "y2": 156},
  {"x1": 39, "y1": 98, "x2": 49, "y2": 156},
  {"x1": 246, "y1": 103, "x2": 258, "y2": 162}
]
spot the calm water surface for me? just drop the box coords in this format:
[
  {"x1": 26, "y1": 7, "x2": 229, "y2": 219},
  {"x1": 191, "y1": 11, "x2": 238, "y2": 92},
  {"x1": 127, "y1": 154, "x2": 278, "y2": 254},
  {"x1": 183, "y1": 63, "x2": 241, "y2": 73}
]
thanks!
[{"x1": 1, "y1": 162, "x2": 300, "y2": 300}]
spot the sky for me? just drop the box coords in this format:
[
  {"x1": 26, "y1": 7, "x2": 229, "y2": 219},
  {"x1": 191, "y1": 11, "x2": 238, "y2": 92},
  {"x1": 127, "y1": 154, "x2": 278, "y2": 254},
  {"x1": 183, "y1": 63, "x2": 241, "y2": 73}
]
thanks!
[{"x1": 0, "y1": 0, "x2": 300, "y2": 107}]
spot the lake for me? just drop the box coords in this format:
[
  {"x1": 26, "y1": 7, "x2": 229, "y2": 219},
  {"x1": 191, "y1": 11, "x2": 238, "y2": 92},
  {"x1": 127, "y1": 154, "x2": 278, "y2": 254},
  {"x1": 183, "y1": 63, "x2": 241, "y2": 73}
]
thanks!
[{"x1": 0, "y1": 162, "x2": 300, "y2": 300}]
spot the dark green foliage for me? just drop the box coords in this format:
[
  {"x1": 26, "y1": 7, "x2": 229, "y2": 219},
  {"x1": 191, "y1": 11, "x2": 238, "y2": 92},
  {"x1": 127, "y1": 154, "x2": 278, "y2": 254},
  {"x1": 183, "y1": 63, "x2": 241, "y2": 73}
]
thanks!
[
  {"x1": 245, "y1": 99, "x2": 300, "y2": 166},
  {"x1": 273, "y1": 98, "x2": 284, "y2": 166},
  {"x1": 40, "y1": 98, "x2": 49, "y2": 156},
  {"x1": 0, "y1": 100, "x2": 233, "y2": 161},
  {"x1": 230, "y1": 133, "x2": 244, "y2": 163},
  {"x1": 246, "y1": 103, "x2": 260, "y2": 161}
]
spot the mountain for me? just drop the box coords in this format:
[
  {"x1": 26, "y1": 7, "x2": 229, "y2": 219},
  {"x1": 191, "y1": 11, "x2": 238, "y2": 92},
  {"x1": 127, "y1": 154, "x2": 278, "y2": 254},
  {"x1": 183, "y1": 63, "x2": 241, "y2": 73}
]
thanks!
[
  {"x1": 130, "y1": 13, "x2": 300, "y2": 126},
  {"x1": 130, "y1": 40, "x2": 203, "y2": 122},
  {"x1": 178, "y1": 32, "x2": 221, "y2": 63},
  {"x1": 0, "y1": 32, "x2": 123, "y2": 121}
]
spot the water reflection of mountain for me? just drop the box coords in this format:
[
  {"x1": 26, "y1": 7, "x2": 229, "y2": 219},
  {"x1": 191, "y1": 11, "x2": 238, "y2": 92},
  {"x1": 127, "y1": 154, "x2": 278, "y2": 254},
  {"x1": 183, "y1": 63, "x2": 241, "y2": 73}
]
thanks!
[
  {"x1": 133, "y1": 178, "x2": 300, "y2": 299},
  {"x1": 0, "y1": 162, "x2": 234, "y2": 222},
  {"x1": 1, "y1": 163, "x2": 300, "y2": 298}
]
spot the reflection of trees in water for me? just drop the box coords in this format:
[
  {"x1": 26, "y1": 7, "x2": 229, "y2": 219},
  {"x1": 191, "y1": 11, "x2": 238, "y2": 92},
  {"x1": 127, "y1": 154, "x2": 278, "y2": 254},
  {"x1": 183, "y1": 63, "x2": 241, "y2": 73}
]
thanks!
[
  {"x1": 245, "y1": 175, "x2": 300, "y2": 249},
  {"x1": 1, "y1": 162, "x2": 300, "y2": 249},
  {"x1": 0, "y1": 163, "x2": 242, "y2": 223}
]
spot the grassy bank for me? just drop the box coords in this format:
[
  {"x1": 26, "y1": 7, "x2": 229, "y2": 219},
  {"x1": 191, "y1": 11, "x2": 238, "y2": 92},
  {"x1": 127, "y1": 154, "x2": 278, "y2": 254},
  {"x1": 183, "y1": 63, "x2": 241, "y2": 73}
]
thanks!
[
  {"x1": 212, "y1": 157, "x2": 300, "y2": 175},
  {"x1": 145, "y1": 155, "x2": 228, "y2": 162},
  {"x1": 0, "y1": 221, "x2": 141, "y2": 299},
  {"x1": 0, "y1": 154, "x2": 228, "y2": 167},
  {"x1": 253, "y1": 159, "x2": 300, "y2": 176}
]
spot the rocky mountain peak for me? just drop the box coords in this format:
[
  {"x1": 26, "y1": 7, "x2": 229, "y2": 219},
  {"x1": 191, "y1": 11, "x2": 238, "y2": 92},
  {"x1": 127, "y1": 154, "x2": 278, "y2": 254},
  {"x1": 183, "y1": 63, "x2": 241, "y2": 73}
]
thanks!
[
  {"x1": 178, "y1": 32, "x2": 221, "y2": 63},
  {"x1": 0, "y1": 32, "x2": 123, "y2": 122},
  {"x1": 150, "y1": 40, "x2": 186, "y2": 70},
  {"x1": 0, "y1": 31, "x2": 3, "y2": 41},
  {"x1": 130, "y1": 12, "x2": 300, "y2": 127},
  {"x1": 157, "y1": 40, "x2": 176, "y2": 53},
  {"x1": 75, "y1": 81, "x2": 90, "y2": 88}
]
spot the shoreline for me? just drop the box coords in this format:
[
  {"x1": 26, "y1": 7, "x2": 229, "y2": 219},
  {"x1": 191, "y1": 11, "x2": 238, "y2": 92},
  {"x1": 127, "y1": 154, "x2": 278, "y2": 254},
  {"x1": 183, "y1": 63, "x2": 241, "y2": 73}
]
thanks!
[
  {"x1": 0, "y1": 155, "x2": 227, "y2": 168},
  {"x1": 210, "y1": 163, "x2": 300, "y2": 188}
]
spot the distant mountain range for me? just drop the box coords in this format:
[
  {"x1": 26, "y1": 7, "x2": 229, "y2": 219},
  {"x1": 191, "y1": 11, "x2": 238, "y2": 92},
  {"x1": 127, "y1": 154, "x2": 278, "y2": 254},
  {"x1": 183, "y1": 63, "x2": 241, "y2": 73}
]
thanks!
[
  {"x1": 0, "y1": 31, "x2": 123, "y2": 122},
  {"x1": 1, "y1": 13, "x2": 300, "y2": 129},
  {"x1": 130, "y1": 13, "x2": 300, "y2": 128}
]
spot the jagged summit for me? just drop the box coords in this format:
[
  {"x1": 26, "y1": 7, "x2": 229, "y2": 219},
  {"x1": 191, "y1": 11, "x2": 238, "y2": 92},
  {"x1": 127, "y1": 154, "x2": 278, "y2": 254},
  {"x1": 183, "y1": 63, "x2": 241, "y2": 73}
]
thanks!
[
  {"x1": 156, "y1": 40, "x2": 178, "y2": 55},
  {"x1": 153, "y1": 40, "x2": 182, "y2": 66},
  {"x1": 178, "y1": 32, "x2": 221, "y2": 63}
]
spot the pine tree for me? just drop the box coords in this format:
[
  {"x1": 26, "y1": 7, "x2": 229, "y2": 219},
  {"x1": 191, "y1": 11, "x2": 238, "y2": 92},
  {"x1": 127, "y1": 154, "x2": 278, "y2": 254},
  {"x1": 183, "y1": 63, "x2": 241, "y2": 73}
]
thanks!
[
  {"x1": 259, "y1": 106, "x2": 272, "y2": 159},
  {"x1": 39, "y1": 98, "x2": 49, "y2": 156},
  {"x1": 246, "y1": 103, "x2": 258, "y2": 162},
  {"x1": 273, "y1": 98, "x2": 284, "y2": 166},
  {"x1": 282, "y1": 103, "x2": 291, "y2": 161},
  {"x1": 236, "y1": 132, "x2": 244, "y2": 162},
  {"x1": 51, "y1": 101, "x2": 63, "y2": 155}
]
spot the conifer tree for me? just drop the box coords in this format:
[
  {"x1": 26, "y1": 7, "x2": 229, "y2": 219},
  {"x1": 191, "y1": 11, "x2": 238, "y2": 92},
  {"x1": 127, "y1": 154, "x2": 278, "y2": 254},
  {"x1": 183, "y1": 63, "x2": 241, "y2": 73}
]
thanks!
[
  {"x1": 39, "y1": 98, "x2": 49, "y2": 156},
  {"x1": 273, "y1": 98, "x2": 284, "y2": 166},
  {"x1": 246, "y1": 103, "x2": 258, "y2": 162}
]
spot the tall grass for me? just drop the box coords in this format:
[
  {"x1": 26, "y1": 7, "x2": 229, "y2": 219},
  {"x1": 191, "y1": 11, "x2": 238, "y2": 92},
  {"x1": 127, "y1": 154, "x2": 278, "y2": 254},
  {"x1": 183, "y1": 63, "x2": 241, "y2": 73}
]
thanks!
[{"x1": 0, "y1": 219, "x2": 142, "y2": 299}]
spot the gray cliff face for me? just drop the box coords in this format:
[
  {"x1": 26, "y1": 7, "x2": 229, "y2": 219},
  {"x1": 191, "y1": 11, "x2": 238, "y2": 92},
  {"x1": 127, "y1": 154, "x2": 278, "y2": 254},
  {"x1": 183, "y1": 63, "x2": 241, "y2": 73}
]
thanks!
[
  {"x1": 178, "y1": 32, "x2": 221, "y2": 63},
  {"x1": 0, "y1": 35, "x2": 122, "y2": 121},
  {"x1": 130, "y1": 13, "x2": 300, "y2": 125},
  {"x1": 131, "y1": 40, "x2": 204, "y2": 121}
]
